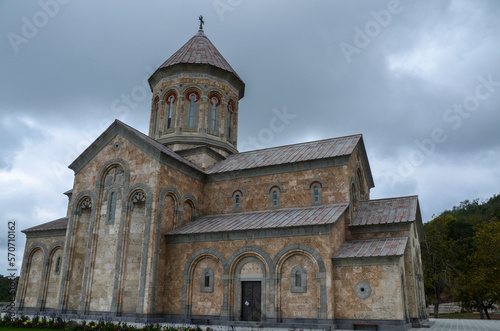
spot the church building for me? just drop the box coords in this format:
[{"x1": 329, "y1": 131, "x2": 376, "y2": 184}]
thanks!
[{"x1": 16, "y1": 24, "x2": 428, "y2": 330}]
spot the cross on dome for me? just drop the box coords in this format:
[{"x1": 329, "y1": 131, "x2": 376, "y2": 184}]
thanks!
[{"x1": 199, "y1": 15, "x2": 204, "y2": 30}]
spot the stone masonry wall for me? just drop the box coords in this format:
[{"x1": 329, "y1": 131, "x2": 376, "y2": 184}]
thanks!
[
  {"x1": 332, "y1": 260, "x2": 405, "y2": 320},
  {"x1": 17, "y1": 234, "x2": 65, "y2": 310},
  {"x1": 202, "y1": 166, "x2": 351, "y2": 216},
  {"x1": 162, "y1": 222, "x2": 346, "y2": 320}
]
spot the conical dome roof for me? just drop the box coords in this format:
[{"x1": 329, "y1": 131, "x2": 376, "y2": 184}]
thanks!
[
  {"x1": 158, "y1": 29, "x2": 243, "y2": 83},
  {"x1": 149, "y1": 29, "x2": 244, "y2": 98}
]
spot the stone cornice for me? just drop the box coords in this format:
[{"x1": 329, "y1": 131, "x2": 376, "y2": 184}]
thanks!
[
  {"x1": 24, "y1": 229, "x2": 67, "y2": 239},
  {"x1": 165, "y1": 222, "x2": 340, "y2": 244}
]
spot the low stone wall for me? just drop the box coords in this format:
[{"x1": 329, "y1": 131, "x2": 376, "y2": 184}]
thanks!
[{"x1": 426, "y1": 302, "x2": 462, "y2": 315}]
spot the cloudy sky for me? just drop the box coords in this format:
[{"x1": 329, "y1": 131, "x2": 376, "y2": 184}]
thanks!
[{"x1": 1, "y1": 0, "x2": 499, "y2": 273}]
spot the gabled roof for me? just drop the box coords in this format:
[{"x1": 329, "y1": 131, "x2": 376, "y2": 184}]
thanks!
[
  {"x1": 22, "y1": 217, "x2": 68, "y2": 233},
  {"x1": 166, "y1": 203, "x2": 348, "y2": 236},
  {"x1": 158, "y1": 29, "x2": 243, "y2": 83},
  {"x1": 69, "y1": 122, "x2": 374, "y2": 185},
  {"x1": 332, "y1": 237, "x2": 408, "y2": 259},
  {"x1": 68, "y1": 119, "x2": 204, "y2": 176},
  {"x1": 351, "y1": 196, "x2": 419, "y2": 227},
  {"x1": 207, "y1": 134, "x2": 363, "y2": 174}
]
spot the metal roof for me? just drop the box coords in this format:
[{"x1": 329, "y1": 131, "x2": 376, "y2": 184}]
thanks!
[
  {"x1": 351, "y1": 196, "x2": 418, "y2": 226},
  {"x1": 166, "y1": 203, "x2": 348, "y2": 236},
  {"x1": 158, "y1": 30, "x2": 242, "y2": 82},
  {"x1": 206, "y1": 135, "x2": 362, "y2": 174},
  {"x1": 332, "y1": 237, "x2": 408, "y2": 259},
  {"x1": 22, "y1": 217, "x2": 68, "y2": 233}
]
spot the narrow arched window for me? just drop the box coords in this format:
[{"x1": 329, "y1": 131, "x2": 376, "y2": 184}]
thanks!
[
  {"x1": 189, "y1": 93, "x2": 196, "y2": 127},
  {"x1": 204, "y1": 272, "x2": 210, "y2": 287},
  {"x1": 201, "y1": 268, "x2": 214, "y2": 292},
  {"x1": 295, "y1": 270, "x2": 301, "y2": 287},
  {"x1": 227, "y1": 104, "x2": 233, "y2": 138},
  {"x1": 352, "y1": 183, "x2": 358, "y2": 211},
  {"x1": 235, "y1": 194, "x2": 240, "y2": 209},
  {"x1": 291, "y1": 266, "x2": 307, "y2": 293},
  {"x1": 55, "y1": 256, "x2": 61, "y2": 274},
  {"x1": 211, "y1": 97, "x2": 217, "y2": 132},
  {"x1": 357, "y1": 167, "x2": 365, "y2": 200},
  {"x1": 153, "y1": 97, "x2": 160, "y2": 135},
  {"x1": 311, "y1": 183, "x2": 322, "y2": 206},
  {"x1": 270, "y1": 188, "x2": 280, "y2": 208},
  {"x1": 108, "y1": 191, "x2": 116, "y2": 222},
  {"x1": 166, "y1": 95, "x2": 174, "y2": 129},
  {"x1": 234, "y1": 193, "x2": 241, "y2": 211}
]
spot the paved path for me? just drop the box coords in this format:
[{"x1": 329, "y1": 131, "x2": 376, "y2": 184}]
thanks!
[{"x1": 414, "y1": 318, "x2": 500, "y2": 331}]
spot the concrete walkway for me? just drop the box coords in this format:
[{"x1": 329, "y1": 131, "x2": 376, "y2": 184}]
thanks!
[
  {"x1": 412, "y1": 318, "x2": 500, "y2": 331},
  {"x1": 169, "y1": 318, "x2": 500, "y2": 331}
]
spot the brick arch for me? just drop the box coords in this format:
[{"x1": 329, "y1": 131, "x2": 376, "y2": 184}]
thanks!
[
  {"x1": 180, "y1": 193, "x2": 199, "y2": 225},
  {"x1": 95, "y1": 158, "x2": 130, "y2": 190},
  {"x1": 303, "y1": 178, "x2": 328, "y2": 190},
  {"x1": 17, "y1": 243, "x2": 47, "y2": 310},
  {"x1": 161, "y1": 88, "x2": 179, "y2": 103},
  {"x1": 227, "y1": 98, "x2": 237, "y2": 113},
  {"x1": 208, "y1": 90, "x2": 223, "y2": 105},
  {"x1": 72, "y1": 191, "x2": 95, "y2": 214},
  {"x1": 46, "y1": 242, "x2": 64, "y2": 274},
  {"x1": 355, "y1": 162, "x2": 366, "y2": 198},
  {"x1": 112, "y1": 183, "x2": 153, "y2": 314},
  {"x1": 57, "y1": 190, "x2": 95, "y2": 311},
  {"x1": 350, "y1": 179, "x2": 358, "y2": 212},
  {"x1": 181, "y1": 248, "x2": 227, "y2": 318},
  {"x1": 150, "y1": 186, "x2": 182, "y2": 313},
  {"x1": 227, "y1": 187, "x2": 248, "y2": 198},
  {"x1": 227, "y1": 246, "x2": 274, "y2": 321},
  {"x1": 274, "y1": 247, "x2": 323, "y2": 274},
  {"x1": 182, "y1": 86, "x2": 202, "y2": 101},
  {"x1": 272, "y1": 244, "x2": 327, "y2": 319},
  {"x1": 125, "y1": 184, "x2": 151, "y2": 206},
  {"x1": 184, "y1": 248, "x2": 228, "y2": 276},
  {"x1": 158, "y1": 186, "x2": 181, "y2": 229},
  {"x1": 40, "y1": 241, "x2": 64, "y2": 310},
  {"x1": 228, "y1": 246, "x2": 273, "y2": 275},
  {"x1": 151, "y1": 95, "x2": 161, "y2": 135},
  {"x1": 264, "y1": 182, "x2": 286, "y2": 195}
]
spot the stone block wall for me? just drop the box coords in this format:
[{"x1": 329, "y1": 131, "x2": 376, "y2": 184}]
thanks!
[
  {"x1": 161, "y1": 226, "x2": 344, "y2": 320},
  {"x1": 332, "y1": 261, "x2": 406, "y2": 320},
  {"x1": 16, "y1": 234, "x2": 65, "y2": 312}
]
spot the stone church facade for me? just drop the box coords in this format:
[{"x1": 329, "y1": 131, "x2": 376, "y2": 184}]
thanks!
[{"x1": 16, "y1": 27, "x2": 427, "y2": 330}]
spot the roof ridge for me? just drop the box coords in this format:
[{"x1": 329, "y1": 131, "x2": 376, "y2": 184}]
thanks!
[
  {"x1": 359, "y1": 195, "x2": 418, "y2": 203},
  {"x1": 195, "y1": 202, "x2": 349, "y2": 219},
  {"x1": 346, "y1": 236, "x2": 409, "y2": 243},
  {"x1": 234, "y1": 134, "x2": 363, "y2": 156}
]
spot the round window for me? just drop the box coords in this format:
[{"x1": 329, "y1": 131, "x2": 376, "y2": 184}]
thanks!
[{"x1": 354, "y1": 281, "x2": 372, "y2": 299}]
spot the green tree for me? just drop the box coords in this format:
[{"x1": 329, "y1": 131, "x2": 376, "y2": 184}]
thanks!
[
  {"x1": 454, "y1": 219, "x2": 500, "y2": 319},
  {"x1": 0, "y1": 274, "x2": 18, "y2": 302},
  {"x1": 422, "y1": 215, "x2": 456, "y2": 317}
]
